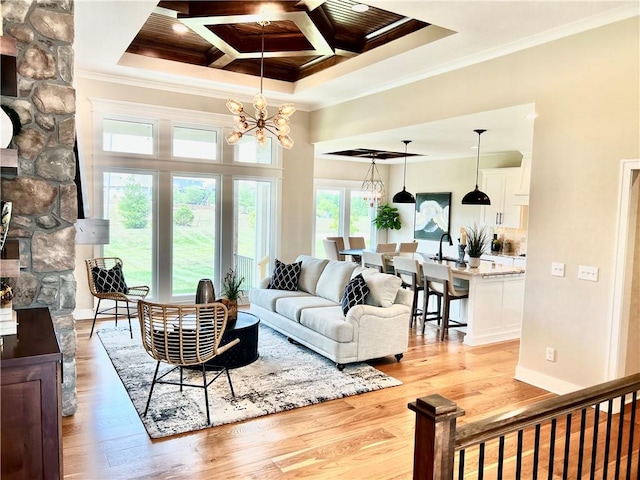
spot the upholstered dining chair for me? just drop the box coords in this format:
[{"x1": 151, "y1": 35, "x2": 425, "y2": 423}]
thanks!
[
  {"x1": 362, "y1": 251, "x2": 390, "y2": 274},
  {"x1": 393, "y1": 256, "x2": 425, "y2": 328},
  {"x1": 398, "y1": 241, "x2": 418, "y2": 253},
  {"x1": 422, "y1": 262, "x2": 469, "y2": 340},
  {"x1": 376, "y1": 242, "x2": 397, "y2": 253},
  {"x1": 347, "y1": 236, "x2": 366, "y2": 263},
  {"x1": 323, "y1": 239, "x2": 341, "y2": 261},
  {"x1": 138, "y1": 300, "x2": 239, "y2": 425},
  {"x1": 326, "y1": 236, "x2": 347, "y2": 260},
  {"x1": 86, "y1": 257, "x2": 150, "y2": 338}
]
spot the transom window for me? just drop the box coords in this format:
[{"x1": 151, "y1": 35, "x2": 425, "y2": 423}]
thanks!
[
  {"x1": 172, "y1": 126, "x2": 219, "y2": 160},
  {"x1": 103, "y1": 118, "x2": 154, "y2": 155}
]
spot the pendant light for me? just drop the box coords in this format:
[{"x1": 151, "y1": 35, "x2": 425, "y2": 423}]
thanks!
[
  {"x1": 392, "y1": 140, "x2": 416, "y2": 204},
  {"x1": 361, "y1": 153, "x2": 385, "y2": 207},
  {"x1": 462, "y1": 129, "x2": 491, "y2": 205}
]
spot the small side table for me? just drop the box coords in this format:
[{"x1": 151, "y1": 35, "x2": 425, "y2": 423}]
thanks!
[{"x1": 207, "y1": 311, "x2": 259, "y2": 369}]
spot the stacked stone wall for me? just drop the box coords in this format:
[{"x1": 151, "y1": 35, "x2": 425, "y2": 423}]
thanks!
[{"x1": 1, "y1": 0, "x2": 76, "y2": 415}]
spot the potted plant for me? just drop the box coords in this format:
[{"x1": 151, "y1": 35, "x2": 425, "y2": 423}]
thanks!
[
  {"x1": 373, "y1": 203, "x2": 402, "y2": 230},
  {"x1": 465, "y1": 223, "x2": 489, "y2": 268},
  {"x1": 221, "y1": 269, "x2": 245, "y2": 322}
]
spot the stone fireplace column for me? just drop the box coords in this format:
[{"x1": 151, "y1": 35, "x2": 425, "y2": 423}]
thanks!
[{"x1": 1, "y1": 0, "x2": 77, "y2": 415}]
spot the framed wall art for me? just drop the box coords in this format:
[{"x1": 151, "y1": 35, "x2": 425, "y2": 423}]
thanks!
[{"x1": 414, "y1": 192, "x2": 452, "y2": 241}]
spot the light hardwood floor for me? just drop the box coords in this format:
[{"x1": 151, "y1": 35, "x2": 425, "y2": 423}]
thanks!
[{"x1": 62, "y1": 316, "x2": 554, "y2": 479}]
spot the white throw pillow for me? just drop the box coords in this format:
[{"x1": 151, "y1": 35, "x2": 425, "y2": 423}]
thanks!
[{"x1": 358, "y1": 268, "x2": 402, "y2": 308}]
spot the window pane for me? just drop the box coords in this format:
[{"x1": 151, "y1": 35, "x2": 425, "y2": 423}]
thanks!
[
  {"x1": 350, "y1": 191, "x2": 371, "y2": 249},
  {"x1": 234, "y1": 179, "x2": 271, "y2": 291},
  {"x1": 103, "y1": 172, "x2": 154, "y2": 295},
  {"x1": 103, "y1": 119, "x2": 153, "y2": 155},
  {"x1": 237, "y1": 135, "x2": 273, "y2": 164},
  {"x1": 315, "y1": 189, "x2": 341, "y2": 256},
  {"x1": 173, "y1": 126, "x2": 218, "y2": 160},
  {"x1": 172, "y1": 176, "x2": 217, "y2": 296}
]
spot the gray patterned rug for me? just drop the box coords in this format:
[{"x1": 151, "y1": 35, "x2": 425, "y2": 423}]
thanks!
[{"x1": 97, "y1": 324, "x2": 402, "y2": 438}]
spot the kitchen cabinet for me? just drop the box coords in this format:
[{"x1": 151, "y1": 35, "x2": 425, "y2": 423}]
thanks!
[
  {"x1": 1, "y1": 308, "x2": 63, "y2": 479},
  {"x1": 480, "y1": 168, "x2": 522, "y2": 228},
  {"x1": 481, "y1": 254, "x2": 514, "y2": 266}
]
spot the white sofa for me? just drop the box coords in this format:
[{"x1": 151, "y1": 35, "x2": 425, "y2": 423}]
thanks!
[{"x1": 249, "y1": 255, "x2": 412, "y2": 369}]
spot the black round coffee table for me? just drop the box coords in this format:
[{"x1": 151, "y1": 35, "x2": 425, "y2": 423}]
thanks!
[{"x1": 206, "y1": 311, "x2": 259, "y2": 369}]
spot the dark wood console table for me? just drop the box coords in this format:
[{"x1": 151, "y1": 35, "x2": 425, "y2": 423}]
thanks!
[{"x1": 1, "y1": 307, "x2": 63, "y2": 479}]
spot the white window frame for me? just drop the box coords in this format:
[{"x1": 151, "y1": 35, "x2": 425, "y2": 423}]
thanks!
[{"x1": 170, "y1": 122, "x2": 223, "y2": 163}]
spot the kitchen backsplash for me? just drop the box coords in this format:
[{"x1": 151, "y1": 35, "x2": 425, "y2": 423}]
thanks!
[{"x1": 493, "y1": 206, "x2": 528, "y2": 255}]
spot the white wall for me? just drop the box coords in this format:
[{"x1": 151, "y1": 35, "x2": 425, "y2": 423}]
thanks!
[{"x1": 310, "y1": 18, "x2": 640, "y2": 391}]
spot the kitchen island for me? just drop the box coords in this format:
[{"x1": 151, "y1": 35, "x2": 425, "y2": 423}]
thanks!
[{"x1": 447, "y1": 261, "x2": 525, "y2": 346}]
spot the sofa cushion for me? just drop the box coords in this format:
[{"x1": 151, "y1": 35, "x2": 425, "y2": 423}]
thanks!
[
  {"x1": 341, "y1": 273, "x2": 369, "y2": 315},
  {"x1": 315, "y1": 261, "x2": 358, "y2": 303},
  {"x1": 356, "y1": 268, "x2": 402, "y2": 308},
  {"x1": 250, "y1": 287, "x2": 310, "y2": 311},
  {"x1": 295, "y1": 255, "x2": 329, "y2": 295},
  {"x1": 275, "y1": 296, "x2": 338, "y2": 322},
  {"x1": 268, "y1": 259, "x2": 302, "y2": 291},
  {"x1": 299, "y1": 306, "x2": 354, "y2": 343}
]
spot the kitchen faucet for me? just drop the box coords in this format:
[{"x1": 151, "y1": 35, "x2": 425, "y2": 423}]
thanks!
[{"x1": 437, "y1": 232, "x2": 453, "y2": 262}]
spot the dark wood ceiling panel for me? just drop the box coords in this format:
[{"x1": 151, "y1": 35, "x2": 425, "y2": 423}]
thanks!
[{"x1": 126, "y1": 1, "x2": 432, "y2": 83}]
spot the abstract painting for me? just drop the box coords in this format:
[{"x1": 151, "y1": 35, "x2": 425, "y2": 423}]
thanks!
[{"x1": 414, "y1": 192, "x2": 451, "y2": 241}]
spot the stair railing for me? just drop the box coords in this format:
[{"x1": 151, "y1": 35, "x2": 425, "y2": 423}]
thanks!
[{"x1": 410, "y1": 372, "x2": 640, "y2": 479}]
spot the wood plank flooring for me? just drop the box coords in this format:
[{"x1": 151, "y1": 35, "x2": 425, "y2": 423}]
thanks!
[{"x1": 62, "y1": 317, "x2": 554, "y2": 479}]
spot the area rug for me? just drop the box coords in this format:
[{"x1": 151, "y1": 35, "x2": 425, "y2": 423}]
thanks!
[{"x1": 97, "y1": 325, "x2": 402, "y2": 438}]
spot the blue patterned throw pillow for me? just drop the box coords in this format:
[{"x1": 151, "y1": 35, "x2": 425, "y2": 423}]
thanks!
[
  {"x1": 268, "y1": 259, "x2": 302, "y2": 291},
  {"x1": 341, "y1": 274, "x2": 369, "y2": 315},
  {"x1": 92, "y1": 264, "x2": 129, "y2": 294}
]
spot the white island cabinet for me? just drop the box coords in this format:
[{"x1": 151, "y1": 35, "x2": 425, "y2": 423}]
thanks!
[{"x1": 449, "y1": 262, "x2": 525, "y2": 346}]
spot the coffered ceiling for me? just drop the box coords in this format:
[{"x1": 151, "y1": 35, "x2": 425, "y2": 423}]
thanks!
[
  {"x1": 74, "y1": 1, "x2": 638, "y2": 161},
  {"x1": 128, "y1": 1, "x2": 429, "y2": 83}
]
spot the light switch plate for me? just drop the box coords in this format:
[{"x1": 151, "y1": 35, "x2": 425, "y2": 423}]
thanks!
[
  {"x1": 578, "y1": 265, "x2": 599, "y2": 282},
  {"x1": 551, "y1": 262, "x2": 565, "y2": 277}
]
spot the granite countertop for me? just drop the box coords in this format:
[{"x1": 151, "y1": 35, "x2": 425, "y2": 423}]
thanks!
[
  {"x1": 448, "y1": 261, "x2": 525, "y2": 277},
  {"x1": 482, "y1": 252, "x2": 526, "y2": 259}
]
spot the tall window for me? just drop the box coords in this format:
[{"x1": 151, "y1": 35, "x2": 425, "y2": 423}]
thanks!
[
  {"x1": 314, "y1": 183, "x2": 374, "y2": 256},
  {"x1": 103, "y1": 171, "x2": 155, "y2": 295},
  {"x1": 94, "y1": 100, "x2": 281, "y2": 302},
  {"x1": 234, "y1": 179, "x2": 272, "y2": 290},
  {"x1": 172, "y1": 175, "x2": 218, "y2": 296}
]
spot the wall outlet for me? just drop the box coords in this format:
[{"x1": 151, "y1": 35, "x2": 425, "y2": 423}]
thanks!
[
  {"x1": 545, "y1": 347, "x2": 556, "y2": 362},
  {"x1": 551, "y1": 262, "x2": 565, "y2": 277},
  {"x1": 578, "y1": 265, "x2": 599, "y2": 282}
]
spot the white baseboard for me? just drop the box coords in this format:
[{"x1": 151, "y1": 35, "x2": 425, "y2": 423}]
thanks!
[
  {"x1": 73, "y1": 309, "x2": 95, "y2": 321},
  {"x1": 515, "y1": 365, "x2": 583, "y2": 395}
]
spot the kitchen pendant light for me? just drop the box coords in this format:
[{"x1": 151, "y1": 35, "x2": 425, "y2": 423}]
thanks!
[
  {"x1": 462, "y1": 129, "x2": 491, "y2": 205},
  {"x1": 392, "y1": 140, "x2": 416, "y2": 204}
]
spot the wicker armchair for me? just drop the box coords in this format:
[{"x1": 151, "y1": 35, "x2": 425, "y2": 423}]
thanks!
[
  {"x1": 85, "y1": 257, "x2": 150, "y2": 338},
  {"x1": 137, "y1": 300, "x2": 240, "y2": 425}
]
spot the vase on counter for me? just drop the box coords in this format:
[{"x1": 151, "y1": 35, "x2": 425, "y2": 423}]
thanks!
[
  {"x1": 491, "y1": 233, "x2": 502, "y2": 252},
  {"x1": 468, "y1": 256, "x2": 481, "y2": 268}
]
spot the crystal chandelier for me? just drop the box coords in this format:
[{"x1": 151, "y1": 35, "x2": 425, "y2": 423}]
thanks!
[
  {"x1": 225, "y1": 21, "x2": 295, "y2": 149},
  {"x1": 361, "y1": 153, "x2": 385, "y2": 206}
]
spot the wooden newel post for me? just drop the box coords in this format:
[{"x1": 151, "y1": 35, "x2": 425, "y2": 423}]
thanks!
[{"x1": 408, "y1": 394, "x2": 465, "y2": 480}]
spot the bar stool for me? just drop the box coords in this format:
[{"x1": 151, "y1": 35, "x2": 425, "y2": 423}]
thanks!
[
  {"x1": 362, "y1": 251, "x2": 389, "y2": 273},
  {"x1": 422, "y1": 262, "x2": 469, "y2": 340},
  {"x1": 393, "y1": 256, "x2": 425, "y2": 328}
]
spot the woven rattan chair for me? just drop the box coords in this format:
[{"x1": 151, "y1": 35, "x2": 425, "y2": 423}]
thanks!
[
  {"x1": 398, "y1": 241, "x2": 418, "y2": 253},
  {"x1": 138, "y1": 300, "x2": 240, "y2": 425},
  {"x1": 86, "y1": 257, "x2": 150, "y2": 338}
]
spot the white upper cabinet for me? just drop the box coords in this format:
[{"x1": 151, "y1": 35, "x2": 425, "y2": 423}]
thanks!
[{"x1": 480, "y1": 168, "x2": 522, "y2": 228}]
